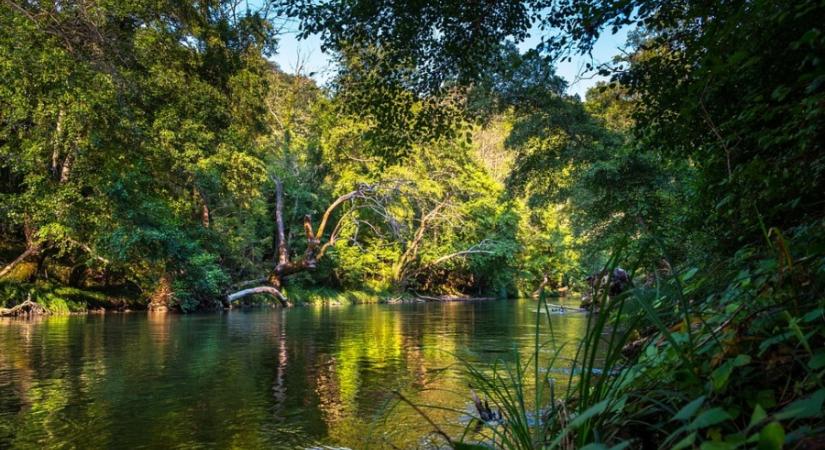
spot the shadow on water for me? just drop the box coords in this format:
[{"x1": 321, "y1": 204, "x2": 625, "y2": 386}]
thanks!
[{"x1": 0, "y1": 299, "x2": 590, "y2": 449}]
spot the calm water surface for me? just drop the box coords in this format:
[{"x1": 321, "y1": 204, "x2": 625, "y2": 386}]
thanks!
[{"x1": 0, "y1": 299, "x2": 588, "y2": 449}]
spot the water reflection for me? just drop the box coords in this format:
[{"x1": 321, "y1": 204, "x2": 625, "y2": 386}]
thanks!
[{"x1": 0, "y1": 299, "x2": 589, "y2": 449}]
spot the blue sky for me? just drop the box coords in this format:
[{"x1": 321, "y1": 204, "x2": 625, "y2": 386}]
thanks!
[{"x1": 270, "y1": 21, "x2": 629, "y2": 99}]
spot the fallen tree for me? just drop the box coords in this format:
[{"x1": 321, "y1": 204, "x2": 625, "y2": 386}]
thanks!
[{"x1": 225, "y1": 179, "x2": 376, "y2": 307}]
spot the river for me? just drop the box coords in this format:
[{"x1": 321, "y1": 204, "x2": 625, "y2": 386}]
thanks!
[{"x1": 0, "y1": 299, "x2": 589, "y2": 449}]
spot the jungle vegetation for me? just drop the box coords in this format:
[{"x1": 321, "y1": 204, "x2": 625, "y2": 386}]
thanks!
[{"x1": 1, "y1": 0, "x2": 823, "y2": 448}]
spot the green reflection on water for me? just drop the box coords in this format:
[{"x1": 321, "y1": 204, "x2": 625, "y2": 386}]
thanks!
[{"x1": 0, "y1": 299, "x2": 588, "y2": 449}]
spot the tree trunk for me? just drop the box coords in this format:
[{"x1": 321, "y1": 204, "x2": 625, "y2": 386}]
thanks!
[
  {"x1": 226, "y1": 181, "x2": 372, "y2": 306},
  {"x1": 392, "y1": 199, "x2": 449, "y2": 287},
  {"x1": 59, "y1": 151, "x2": 73, "y2": 183},
  {"x1": 531, "y1": 274, "x2": 551, "y2": 298},
  {"x1": 274, "y1": 178, "x2": 289, "y2": 266},
  {"x1": 0, "y1": 221, "x2": 41, "y2": 279},
  {"x1": 51, "y1": 108, "x2": 65, "y2": 178},
  {"x1": 194, "y1": 187, "x2": 210, "y2": 228},
  {"x1": 32, "y1": 250, "x2": 50, "y2": 282},
  {"x1": 0, "y1": 245, "x2": 40, "y2": 279},
  {"x1": 68, "y1": 263, "x2": 87, "y2": 287},
  {"x1": 227, "y1": 286, "x2": 290, "y2": 307}
]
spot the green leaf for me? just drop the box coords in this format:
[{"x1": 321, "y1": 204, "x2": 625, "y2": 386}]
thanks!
[
  {"x1": 802, "y1": 308, "x2": 823, "y2": 323},
  {"x1": 672, "y1": 432, "x2": 696, "y2": 450},
  {"x1": 700, "y1": 442, "x2": 735, "y2": 450},
  {"x1": 758, "y1": 332, "x2": 794, "y2": 356},
  {"x1": 733, "y1": 354, "x2": 752, "y2": 367},
  {"x1": 755, "y1": 390, "x2": 777, "y2": 409},
  {"x1": 749, "y1": 405, "x2": 767, "y2": 428},
  {"x1": 570, "y1": 399, "x2": 610, "y2": 428},
  {"x1": 579, "y1": 444, "x2": 608, "y2": 450},
  {"x1": 774, "y1": 389, "x2": 825, "y2": 421},
  {"x1": 681, "y1": 267, "x2": 699, "y2": 281},
  {"x1": 687, "y1": 408, "x2": 732, "y2": 430},
  {"x1": 711, "y1": 362, "x2": 734, "y2": 391},
  {"x1": 757, "y1": 422, "x2": 784, "y2": 450},
  {"x1": 673, "y1": 396, "x2": 706, "y2": 421},
  {"x1": 580, "y1": 443, "x2": 631, "y2": 450},
  {"x1": 808, "y1": 352, "x2": 825, "y2": 370}
]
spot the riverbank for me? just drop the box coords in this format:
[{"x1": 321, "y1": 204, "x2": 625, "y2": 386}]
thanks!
[
  {"x1": 1, "y1": 280, "x2": 516, "y2": 316},
  {"x1": 0, "y1": 281, "x2": 144, "y2": 316}
]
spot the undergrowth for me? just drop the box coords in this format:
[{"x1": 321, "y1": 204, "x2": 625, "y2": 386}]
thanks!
[
  {"x1": 281, "y1": 285, "x2": 387, "y2": 305},
  {"x1": 1, "y1": 281, "x2": 143, "y2": 313},
  {"x1": 403, "y1": 225, "x2": 825, "y2": 449}
]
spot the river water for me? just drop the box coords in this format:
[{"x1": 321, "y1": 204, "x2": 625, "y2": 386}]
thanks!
[{"x1": 0, "y1": 299, "x2": 589, "y2": 449}]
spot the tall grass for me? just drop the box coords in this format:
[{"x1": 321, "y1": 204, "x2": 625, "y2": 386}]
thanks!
[{"x1": 399, "y1": 229, "x2": 825, "y2": 449}]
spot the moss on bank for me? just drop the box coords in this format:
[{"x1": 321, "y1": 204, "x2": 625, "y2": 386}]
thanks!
[
  {"x1": 1, "y1": 281, "x2": 145, "y2": 314},
  {"x1": 3, "y1": 278, "x2": 504, "y2": 314},
  {"x1": 0, "y1": 280, "x2": 402, "y2": 314},
  {"x1": 281, "y1": 285, "x2": 393, "y2": 305}
]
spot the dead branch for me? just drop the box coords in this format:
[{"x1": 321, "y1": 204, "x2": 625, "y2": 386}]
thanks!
[
  {"x1": 532, "y1": 273, "x2": 550, "y2": 298},
  {"x1": 425, "y1": 248, "x2": 495, "y2": 268},
  {"x1": 313, "y1": 184, "x2": 374, "y2": 240},
  {"x1": 66, "y1": 238, "x2": 109, "y2": 265},
  {"x1": 413, "y1": 240, "x2": 495, "y2": 276},
  {"x1": 394, "y1": 198, "x2": 451, "y2": 282}
]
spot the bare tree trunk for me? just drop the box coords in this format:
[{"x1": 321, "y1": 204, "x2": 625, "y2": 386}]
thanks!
[
  {"x1": 194, "y1": 187, "x2": 210, "y2": 228},
  {"x1": 274, "y1": 178, "x2": 289, "y2": 266},
  {"x1": 226, "y1": 181, "x2": 372, "y2": 306},
  {"x1": 59, "y1": 151, "x2": 73, "y2": 183},
  {"x1": 227, "y1": 286, "x2": 290, "y2": 306},
  {"x1": 51, "y1": 108, "x2": 65, "y2": 178},
  {"x1": 393, "y1": 199, "x2": 449, "y2": 286},
  {"x1": 419, "y1": 247, "x2": 494, "y2": 270}
]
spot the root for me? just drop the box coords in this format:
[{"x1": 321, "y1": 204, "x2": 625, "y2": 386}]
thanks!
[{"x1": 0, "y1": 296, "x2": 49, "y2": 317}]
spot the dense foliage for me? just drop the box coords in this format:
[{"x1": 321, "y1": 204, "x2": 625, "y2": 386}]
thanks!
[
  {"x1": 0, "y1": 0, "x2": 577, "y2": 311},
  {"x1": 263, "y1": 0, "x2": 825, "y2": 448},
  {"x1": 1, "y1": 0, "x2": 823, "y2": 447}
]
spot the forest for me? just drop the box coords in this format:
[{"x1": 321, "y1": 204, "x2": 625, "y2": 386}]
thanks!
[{"x1": 0, "y1": 0, "x2": 823, "y2": 449}]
